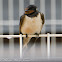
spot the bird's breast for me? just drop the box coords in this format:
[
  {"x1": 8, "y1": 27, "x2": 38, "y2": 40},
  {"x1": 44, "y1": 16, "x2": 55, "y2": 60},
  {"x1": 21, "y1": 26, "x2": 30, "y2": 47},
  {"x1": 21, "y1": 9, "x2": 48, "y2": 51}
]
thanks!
[{"x1": 21, "y1": 13, "x2": 42, "y2": 34}]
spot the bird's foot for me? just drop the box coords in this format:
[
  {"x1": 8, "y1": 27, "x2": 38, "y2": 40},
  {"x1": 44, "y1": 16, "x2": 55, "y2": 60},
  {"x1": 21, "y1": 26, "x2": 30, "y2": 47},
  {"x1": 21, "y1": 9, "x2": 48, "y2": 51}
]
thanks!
[
  {"x1": 35, "y1": 33, "x2": 39, "y2": 37},
  {"x1": 26, "y1": 34, "x2": 28, "y2": 38},
  {"x1": 20, "y1": 32, "x2": 23, "y2": 35},
  {"x1": 37, "y1": 34, "x2": 39, "y2": 37}
]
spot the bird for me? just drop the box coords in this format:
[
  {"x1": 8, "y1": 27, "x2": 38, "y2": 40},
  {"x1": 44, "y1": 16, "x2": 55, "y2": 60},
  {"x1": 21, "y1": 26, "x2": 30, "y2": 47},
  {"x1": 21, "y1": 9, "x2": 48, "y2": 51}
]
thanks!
[{"x1": 19, "y1": 5, "x2": 45, "y2": 48}]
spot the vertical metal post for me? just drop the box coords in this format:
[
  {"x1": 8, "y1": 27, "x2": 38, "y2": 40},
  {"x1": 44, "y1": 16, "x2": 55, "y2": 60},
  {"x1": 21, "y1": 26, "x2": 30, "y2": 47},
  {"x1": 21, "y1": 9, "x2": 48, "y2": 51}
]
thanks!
[
  {"x1": 20, "y1": 34, "x2": 22, "y2": 58},
  {"x1": 47, "y1": 33, "x2": 50, "y2": 58}
]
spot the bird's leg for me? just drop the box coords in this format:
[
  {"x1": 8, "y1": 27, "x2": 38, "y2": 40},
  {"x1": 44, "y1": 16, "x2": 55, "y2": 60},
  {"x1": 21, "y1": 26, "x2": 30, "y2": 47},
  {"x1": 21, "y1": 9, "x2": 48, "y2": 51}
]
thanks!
[
  {"x1": 35, "y1": 33, "x2": 39, "y2": 41},
  {"x1": 26, "y1": 34, "x2": 28, "y2": 38},
  {"x1": 35, "y1": 33, "x2": 39, "y2": 37},
  {"x1": 35, "y1": 32, "x2": 41, "y2": 42},
  {"x1": 20, "y1": 32, "x2": 23, "y2": 35}
]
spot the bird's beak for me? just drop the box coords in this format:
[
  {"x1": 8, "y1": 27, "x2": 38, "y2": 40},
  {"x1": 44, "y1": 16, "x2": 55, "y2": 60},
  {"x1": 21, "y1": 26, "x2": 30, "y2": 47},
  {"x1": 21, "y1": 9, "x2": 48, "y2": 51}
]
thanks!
[
  {"x1": 25, "y1": 8, "x2": 29, "y2": 14},
  {"x1": 25, "y1": 8, "x2": 28, "y2": 12}
]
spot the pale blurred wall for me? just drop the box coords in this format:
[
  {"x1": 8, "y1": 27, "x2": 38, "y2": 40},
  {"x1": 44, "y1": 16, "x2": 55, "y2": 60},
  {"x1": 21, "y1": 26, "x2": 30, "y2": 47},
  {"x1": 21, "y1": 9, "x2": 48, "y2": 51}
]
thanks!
[{"x1": 0, "y1": 0, "x2": 62, "y2": 34}]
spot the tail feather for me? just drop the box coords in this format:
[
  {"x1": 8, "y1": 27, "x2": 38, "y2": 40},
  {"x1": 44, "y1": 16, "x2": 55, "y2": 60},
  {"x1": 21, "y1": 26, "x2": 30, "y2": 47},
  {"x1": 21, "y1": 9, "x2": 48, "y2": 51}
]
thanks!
[{"x1": 23, "y1": 37, "x2": 31, "y2": 48}]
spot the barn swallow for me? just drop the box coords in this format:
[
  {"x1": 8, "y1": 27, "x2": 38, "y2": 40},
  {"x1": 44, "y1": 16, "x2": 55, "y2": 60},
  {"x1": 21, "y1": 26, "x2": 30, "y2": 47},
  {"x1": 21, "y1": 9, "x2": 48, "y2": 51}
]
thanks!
[{"x1": 19, "y1": 5, "x2": 45, "y2": 48}]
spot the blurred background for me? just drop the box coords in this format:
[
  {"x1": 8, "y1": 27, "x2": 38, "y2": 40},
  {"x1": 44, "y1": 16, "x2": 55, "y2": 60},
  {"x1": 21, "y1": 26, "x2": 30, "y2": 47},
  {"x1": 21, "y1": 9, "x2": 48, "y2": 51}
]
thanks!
[{"x1": 0, "y1": 0, "x2": 62, "y2": 61}]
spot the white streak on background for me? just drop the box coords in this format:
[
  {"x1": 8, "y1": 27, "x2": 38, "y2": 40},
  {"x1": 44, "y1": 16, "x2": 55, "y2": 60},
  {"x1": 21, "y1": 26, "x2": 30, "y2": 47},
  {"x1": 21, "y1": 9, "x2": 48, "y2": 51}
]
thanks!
[
  {"x1": 40, "y1": 0, "x2": 46, "y2": 57},
  {"x1": 40, "y1": 0, "x2": 45, "y2": 15},
  {"x1": 51, "y1": 0, "x2": 56, "y2": 57},
  {"x1": 19, "y1": 0, "x2": 24, "y2": 57},
  {"x1": 0, "y1": 20, "x2": 62, "y2": 26},
  {"x1": 61, "y1": 0, "x2": 62, "y2": 30},
  {"x1": 0, "y1": 0, "x2": 3, "y2": 58},
  {"x1": 30, "y1": 0, "x2": 34, "y2": 5},
  {"x1": 19, "y1": 0, "x2": 24, "y2": 17},
  {"x1": 0, "y1": 0, "x2": 3, "y2": 20},
  {"x1": 40, "y1": 0, "x2": 45, "y2": 33},
  {"x1": 8, "y1": 0, "x2": 14, "y2": 58},
  {"x1": 61, "y1": 0, "x2": 62, "y2": 50},
  {"x1": 60, "y1": 0, "x2": 62, "y2": 57}
]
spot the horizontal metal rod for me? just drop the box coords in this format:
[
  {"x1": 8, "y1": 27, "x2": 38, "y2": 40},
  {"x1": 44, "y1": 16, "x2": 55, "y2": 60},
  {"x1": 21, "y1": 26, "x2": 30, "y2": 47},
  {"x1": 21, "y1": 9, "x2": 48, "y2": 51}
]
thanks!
[
  {"x1": 0, "y1": 35, "x2": 20, "y2": 38},
  {"x1": 0, "y1": 34, "x2": 62, "y2": 38},
  {"x1": 50, "y1": 34, "x2": 62, "y2": 37},
  {"x1": 22, "y1": 34, "x2": 47, "y2": 37},
  {"x1": 23, "y1": 34, "x2": 62, "y2": 37}
]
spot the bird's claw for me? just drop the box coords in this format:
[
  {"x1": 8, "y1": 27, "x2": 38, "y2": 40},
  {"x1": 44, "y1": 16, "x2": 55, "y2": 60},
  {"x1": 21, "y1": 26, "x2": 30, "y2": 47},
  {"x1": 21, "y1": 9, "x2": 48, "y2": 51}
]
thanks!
[
  {"x1": 26, "y1": 34, "x2": 28, "y2": 38},
  {"x1": 20, "y1": 32, "x2": 23, "y2": 35},
  {"x1": 37, "y1": 34, "x2": 39, "y2": 37},
  {"x1": 37, "y1": 34, "x2": 39, "y2": 39},
  {"x1": 35, "y1": 33, "x2": 39, "y2": 37}
]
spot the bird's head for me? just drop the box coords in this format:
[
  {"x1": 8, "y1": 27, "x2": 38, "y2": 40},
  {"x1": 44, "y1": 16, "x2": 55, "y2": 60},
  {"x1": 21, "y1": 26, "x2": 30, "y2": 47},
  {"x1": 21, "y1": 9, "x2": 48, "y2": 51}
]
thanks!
[{"x1": 24, "y1": 5, "x2": 37, "y2": 15}]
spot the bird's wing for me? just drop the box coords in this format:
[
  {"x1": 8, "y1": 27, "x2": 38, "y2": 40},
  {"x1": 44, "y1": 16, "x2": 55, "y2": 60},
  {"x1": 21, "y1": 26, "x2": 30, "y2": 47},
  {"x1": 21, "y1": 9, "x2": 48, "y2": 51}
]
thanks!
[
  {"x1": 40, "y1": 13, "x2": 45, "y2": 25},
  {"x1": 33, "y1": 13, "x2": 45, "y2": 44},
  {"x1": 19, "y1": 15, "x2": 25, "y2": 34}
]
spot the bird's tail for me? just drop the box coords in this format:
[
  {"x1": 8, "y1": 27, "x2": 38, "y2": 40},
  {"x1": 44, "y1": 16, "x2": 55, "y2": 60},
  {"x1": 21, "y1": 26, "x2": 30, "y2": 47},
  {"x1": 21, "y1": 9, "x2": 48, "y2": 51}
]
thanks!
[{"x1": 23, "y1": 37, "x2": 31, "y2": 48}]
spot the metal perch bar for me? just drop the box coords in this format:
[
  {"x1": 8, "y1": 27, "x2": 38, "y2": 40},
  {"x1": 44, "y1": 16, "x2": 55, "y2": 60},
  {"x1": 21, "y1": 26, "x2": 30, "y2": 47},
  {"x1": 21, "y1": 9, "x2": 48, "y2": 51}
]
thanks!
[
  {"x1": 0, "y1": 34, "x2": 62, "y2": 38},
  {"x1": 0, "y1": 33, "x2": 62, "y2": 58},
  {"x1": 47, "y1": 33, "x2": 50, "y2": 58}
]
